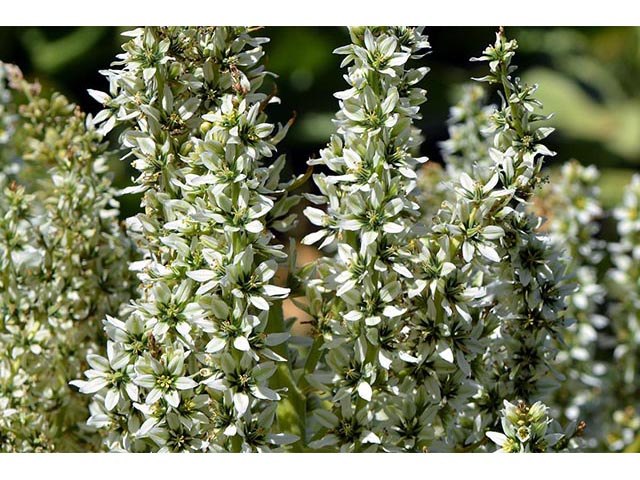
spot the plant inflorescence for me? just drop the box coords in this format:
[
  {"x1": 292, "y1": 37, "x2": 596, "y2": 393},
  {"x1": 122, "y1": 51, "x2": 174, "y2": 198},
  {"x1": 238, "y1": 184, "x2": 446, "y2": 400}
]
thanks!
[{"x1": 1, "y1": 26, "x2": 639, "y2": 453}]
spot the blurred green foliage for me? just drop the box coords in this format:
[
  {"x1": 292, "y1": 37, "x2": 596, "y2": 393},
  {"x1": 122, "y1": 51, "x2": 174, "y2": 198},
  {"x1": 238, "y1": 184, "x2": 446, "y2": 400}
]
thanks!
[
  {"x1": 1, "y1": 26, "x2": 638, "y2": 215},
  {"x1": 518, "y1": 27, "x2": 640, "y2": 209}
]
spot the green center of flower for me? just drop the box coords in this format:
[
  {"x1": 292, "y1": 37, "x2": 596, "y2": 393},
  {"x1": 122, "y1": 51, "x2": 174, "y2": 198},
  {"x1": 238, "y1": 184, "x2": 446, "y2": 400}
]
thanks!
[
  {"x1": 107, "y1": 370, "x2": 126, "y2": 388},
  {"x1": 156, "y1": 374, "x2": 175, "y2": 390}
]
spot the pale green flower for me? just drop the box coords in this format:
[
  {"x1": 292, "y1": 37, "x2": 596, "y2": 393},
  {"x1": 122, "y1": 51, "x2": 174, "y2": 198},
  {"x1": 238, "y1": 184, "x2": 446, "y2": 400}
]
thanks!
[{"x1": 134, "y1": 349, "x2": 197, "y2": 408}]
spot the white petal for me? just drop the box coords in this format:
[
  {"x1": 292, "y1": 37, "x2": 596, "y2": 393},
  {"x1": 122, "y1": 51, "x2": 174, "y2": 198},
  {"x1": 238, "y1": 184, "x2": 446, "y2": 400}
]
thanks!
[
  {"x1": 206, "y1": 337, "x2": 227, "y2": 353},
  {"x1": 486, "y1": 432, "x2": 507, "y2": 447},
  {"x1": 165, "y1": 390, "x2": 181, "y2": 408},
  {"x1": 392, "y1": 264, "x2": 413, "y2": 278},
  {"x1": 365, "y1": 316, "x2": 381, "y2": 326},
  {"x1": 81, "y1": 377, "x2": 109, "y2": 394},
  {"x1": 344, "y1": 310, "x2": 363, "y2": 322},
  {"x1": 439, "y1": 347, "x2": 454, "y2": 363},
  {"x1": 105, "y1": 389, "x2": 120, "y2": 411},
  {"x1": 478, "y1": 243, "x2": 501, "y2": 262},
  {"x1": 233, "y1": 336, "x2": 251, "y2": 352},
  {"x1": 249, "y1": 295, "x2": 270, "y2": 311},
  {"x1": 262, "y1": 285, "x2": 290, "y2": 298},
  {"x1": 246, "y1": 220, "x2": 264, "y2": 233},
  {"x1": 186, "y1": 269, "x2": 216, "y2": 282},
  {"x1": 398, "y1": 351, "x2": 419, "y2": 364},
  {"x1": 304, "y1": 207, "x2": 328, "y2": 227},
  {"x1": 252, "y1": 385, "x2": 281, "y2": 401},
  {"x1": 383, "y1": 222, "x2": 404, "y2": 234},
  {"x1": 361, "y1": 230, "x2": 378, "y2": 250},
  {"x1": 357, "y1": 381, "x2": 372, "y2": 402},
  {"x1": 136, "y1": 418, "x2": 158, "y2": 438},
  {"x1": 196, "y1": 280, "x2": 217, "y2": 296},
  {"x1": 134, "y1": 374, "x2": 156, "y2": 389},
  {"x1": 343, "y1": 149, "x2": 361, "y2": 169},
  {"x1": 383, "y1": 305, "x2": 406, "y2": 318},
  {"x1": 362, "y1": 431, "x2": 381, "y2": 444},
  {"x1": 378, "y1": 351, "x2": 393, "y2": 370},
  {"x1": 202, "y1": 377, "x2": 226, "y2": 391},
  {"x1": 125, "y1": 382, "x2": 139, "y2": 402},
  {"x1": 86, "y1": 354, "x2": 110, "y2": 372},
  {"x1": 175, "y1": 377, "x2": 198, "y2": 390},
  {"x1": 146, "y1": 388, "x2": 163, "y2": 405},
  {"x1": 234, "y1": 392, "x2": 249, "y2": 415},
  {"x1": 462, "y1": 241, "x2": 474, "y2": 262},
  {"x1": 301, "y1": 230, "x2": 327, "y2": 245},
  {"x1": 87, "y1": 89, "x2": 110, "y2": 104}
]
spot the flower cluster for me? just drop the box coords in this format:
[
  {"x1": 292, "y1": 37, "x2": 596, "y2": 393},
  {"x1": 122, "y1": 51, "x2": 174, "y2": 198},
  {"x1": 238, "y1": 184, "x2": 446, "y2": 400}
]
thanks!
[
  {"x1": 408, "y1": 30, "x2": 573, "y2": 450},
  {"x1": 486, "y1": 400, "x2": 576, "y2": 452},
  {"x1": 439, "y1": 83, "x2": 494, "y2": 176},
  {"x1": 0, "y1": 63, "x2": 135, "y2": 452},
  {"x1": 464, "y1": 31, "x2": 572, "y2": 430},
  {"x1": 300, "y1": 26, "x2": 431, "y2": 452},
  {"x1": 605, "y1": 174, "x2": 640, "y2": 450},
  {"x1": 6, "y1": 26, "x2": 638, "y2": 453},
  {"x1": 297, "y1": 27, "x2": 575, "y2": 453},
  {"x1": 535, "y1": 161, "x2": 607, "y2": 446},
  {"x1": 71, "y1": 27, "x2": 301, "y2": 452}
]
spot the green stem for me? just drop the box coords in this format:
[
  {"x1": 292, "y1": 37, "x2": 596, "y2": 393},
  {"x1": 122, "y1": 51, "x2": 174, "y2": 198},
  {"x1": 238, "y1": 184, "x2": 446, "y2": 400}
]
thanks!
[
  {"x1": 298, "y1": 335, "x2": 324, "y2": 394},
  {"x1": 499, "y1": 64, "x2": 524, "y2": 139},
  {"x1": 455, "y1": 436, "x2": 488, "y2": 453},
  {"x1": 354, "y1": 332, "x2": 379, "y2": 452},
  {"x1": 266, "y1": 300, "x2": 307, "y2": 451}
]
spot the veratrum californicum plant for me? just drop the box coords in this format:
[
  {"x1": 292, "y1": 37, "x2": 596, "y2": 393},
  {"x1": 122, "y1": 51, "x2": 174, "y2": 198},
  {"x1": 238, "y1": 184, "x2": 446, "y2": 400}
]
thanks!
[
  {"x1": 299, "y1": 27, "x2": 577, "y2": 452},
  {"x1": 0, "y1": 62, "x2": 135, "y2": 452},
  {"x1": 3, "y1": 26, "x2": 640, "y2": 453},
  {"x1": 71, "y1": 27, "x2": 301, "y2": 452}
]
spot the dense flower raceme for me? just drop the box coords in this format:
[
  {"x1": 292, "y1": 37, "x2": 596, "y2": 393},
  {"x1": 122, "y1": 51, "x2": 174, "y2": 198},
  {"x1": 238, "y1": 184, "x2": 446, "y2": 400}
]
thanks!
[
  {"x1": 410, "y1": 30, "x2": 577, "y2": 451},
  {"x1": 422, "y1": 36, "x2": 640, "y2": 453},
  {"x1": 606, "y1": 174, "x2": 640, "y2": 451},
  {"x1": 70, "y1": 27, "x2": 302, "y2": 452},
  {"x1": 439, "y1": 83, "x2": 495, "y2": 177},
  {"x1": 0, "y1": 63, "x2": 135, "y2": 452},
  {"x1": 299, "y1": 26, "x2": 432, "y2": 452},
  {"x1": 417, "y1": 36, "x2": 640, "y2": 452},
  {"x1": 535, "y1": 161, "x2": 609, "y2": 449}
]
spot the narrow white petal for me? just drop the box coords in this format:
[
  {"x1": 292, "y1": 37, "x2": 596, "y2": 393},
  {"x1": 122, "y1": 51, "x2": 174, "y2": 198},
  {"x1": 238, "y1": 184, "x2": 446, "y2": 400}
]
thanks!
[
  {"x1": 146, "y1": 388, "x2": 163, "y2": 405},
  {"x1": 125, "y1": 382, "x2": 139, "y2": 402},
  {"x1": 439, "y1": 347, "x2": 454, "y2": 363},
  {"x1": 486, "y1": 432, "x2": 507, "y2": 447},
  {"x1": 206, "y1": 337, "x2": 227, "y2": 353},
  {"x1": 175, "y1": 377, "x2": 198, "y2": 390},
  {"x1": 249, "y1": 295, "x2": 270, "y2": 311},
  {"x1": 186, "y1": 269, "x2": 216, "y2": 282},
  {"x1": 81, "y1": 377, "x2": 109, "y2": 394},
  {"x1": 105, "y1": 389, "x2": 120, "y2": 411},
  {"x1": 165, "y1": 390, "x2": 180, "y2": 408}
]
